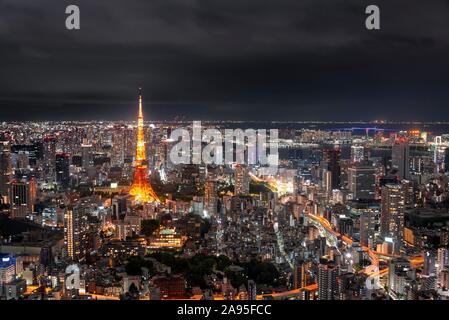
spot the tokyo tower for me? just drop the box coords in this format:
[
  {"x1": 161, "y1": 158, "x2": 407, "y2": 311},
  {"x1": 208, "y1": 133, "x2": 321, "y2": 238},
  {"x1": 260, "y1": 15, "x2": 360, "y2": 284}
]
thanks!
[{"x1": 129, "y1": 88, "x2": 159, "y2": 203}]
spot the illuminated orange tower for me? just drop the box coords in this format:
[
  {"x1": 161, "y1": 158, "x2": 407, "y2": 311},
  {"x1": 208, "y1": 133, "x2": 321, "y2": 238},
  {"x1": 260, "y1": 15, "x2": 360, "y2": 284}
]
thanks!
[{"x1": 129, "y1": 88, "x2": 159, "y2": 203}]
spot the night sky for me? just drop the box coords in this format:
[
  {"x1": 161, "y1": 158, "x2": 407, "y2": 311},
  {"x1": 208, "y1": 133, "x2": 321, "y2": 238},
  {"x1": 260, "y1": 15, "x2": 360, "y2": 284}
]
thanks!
[{"x1": 1, "y1": 0, "x2": 449, "y2": 121}]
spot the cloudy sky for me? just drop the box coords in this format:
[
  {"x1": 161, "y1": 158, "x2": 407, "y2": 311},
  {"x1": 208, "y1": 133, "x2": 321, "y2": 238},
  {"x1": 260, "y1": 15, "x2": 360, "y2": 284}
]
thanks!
[{"x1": 0, "y1": 0, "x2": 449, "y2": 121}]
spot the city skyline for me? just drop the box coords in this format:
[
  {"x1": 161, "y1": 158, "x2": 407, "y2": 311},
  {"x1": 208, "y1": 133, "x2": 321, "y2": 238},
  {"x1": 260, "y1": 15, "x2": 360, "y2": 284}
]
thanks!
[
  {"x1": 3, "y1": 0, "x2": 449, "y2": 305},
  {"x1": 2, "y1": 104, "x2": 449, "y2": 301},
  {"x1": 1, "y1": 0, "x2": 449, "y2": 121}
]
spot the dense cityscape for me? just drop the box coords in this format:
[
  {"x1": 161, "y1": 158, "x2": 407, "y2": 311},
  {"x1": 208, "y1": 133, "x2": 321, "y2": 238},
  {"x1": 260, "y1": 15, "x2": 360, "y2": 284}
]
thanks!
[{"x1": 1, "y1": 91, "x2": 449, "y2": 301}]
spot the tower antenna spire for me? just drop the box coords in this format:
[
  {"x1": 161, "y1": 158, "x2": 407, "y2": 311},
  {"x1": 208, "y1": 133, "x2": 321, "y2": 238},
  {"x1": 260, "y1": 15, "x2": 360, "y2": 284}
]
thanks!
[
  {"x1": 129, "y1": 88, "x2": 159, "y2": 203},
  {"x1": 138, "y1": 87, "x2": 143, "y2": 118}
]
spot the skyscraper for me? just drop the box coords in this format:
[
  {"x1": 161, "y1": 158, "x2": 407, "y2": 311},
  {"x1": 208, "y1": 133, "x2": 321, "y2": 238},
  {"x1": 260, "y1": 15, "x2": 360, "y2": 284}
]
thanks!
[
  {"x1": 129, "y1": 89, "x2": 159, "y2": 203},
  {"x1": 0, "y1": 256, "x2": 15, "y2": 285},
  {"x1": 380, "y1": 183, "x2": 405, "y2": 253},
  {"x1": 348, "y1": 160, "x2": 376, "y2": 200},
  {"x1": 56, "y1": 153, "x2": 70, "y2": 189},
  {"x1": 433, "y1": 136, "x2": 447, "y2": 172},
  {"x1": 43, "y1": 135, "x2": 56, "y2": 181},
  {"x1": 444, "y1": 148, "x2": 449, "y2": 173},
  {"x1": 293, "y1": 260, "x2": 307, "y2": 289},
  {"x1": 111, "y1": 125, "x2": 125, "y2": 167},
  {"x1": 0, "y1": 141, "x2": 13, "y2": 203},
  {"x1": 81, "y1": 139, "x2": 93, "y2": 171},
  {"x1": 437, "y1": 248, "x2": 449, "y2": 275},
  {"x1": 10, "y1": 143, "x2": 41, "y2": 166},
  {"x1": 9, "y1": 180, "x2": 32, "y2": 219},
  {"x1": 392, "y1": 139, "x2": 410, "y2": 180},
  {"x1": 64, "y1": 206, "x2": 88, "y2": 262},
  {"x1": 323, "y1": 148, "x2": 341, "y2": 190},
  {"x1": 318, "y1": 258, "x2": 340, "y2": 300},
  {"x1": 388, "y1": 258, "x2": 414, "y2": 300}
]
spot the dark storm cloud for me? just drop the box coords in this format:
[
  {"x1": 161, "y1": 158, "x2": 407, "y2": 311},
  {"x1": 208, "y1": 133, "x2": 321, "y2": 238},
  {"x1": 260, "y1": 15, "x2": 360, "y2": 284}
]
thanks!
[{"x1": 0, "y1": 0, "x2": 449, "y2": 121}]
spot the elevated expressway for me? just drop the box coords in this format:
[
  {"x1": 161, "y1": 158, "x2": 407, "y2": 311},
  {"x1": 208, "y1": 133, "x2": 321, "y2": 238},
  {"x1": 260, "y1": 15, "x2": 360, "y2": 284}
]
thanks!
[
  {"x1": 304, "y1": 213, "x2": 424, "y2": 277},
  {"x1": 259, "y1": 214, "x2": 423, "y2": 300},
  {"x1": 248, "y1": 174, "x2": 423, "y2": 298}
]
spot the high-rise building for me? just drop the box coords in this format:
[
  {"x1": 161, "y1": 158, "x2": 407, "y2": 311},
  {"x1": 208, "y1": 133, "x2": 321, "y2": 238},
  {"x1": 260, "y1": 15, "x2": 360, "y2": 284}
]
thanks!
[
  {"x1": 56, "y1": 153, "x2": 70, "y2": 189},
  {"x1": 43, "y1": 135, "x2": 56, "y2": 181},
  {"x1": 401, "y1": 179, "x2": 414, "y2": 206},
  {"x1": 433, "y1": 136, "x2": 446, "y2": 172},
  {"x1": 116, "y1": 213, "x2": 142, "y2": 240},
  {"x1": 348, "y1": 160, "x2": 376, "y2": 200},
  {"x1": 322, "y1": 169, "x2": 332, "y2": 193},
  {"x1": 293, "y1": 260, "x2": 307, "y2": 289},
  {"x1": 234, "y1": 164, "x2": 249, "y2": 195},
  {"x1": 0, "y1": 141, "x2": 13, "y2": 203},
  {"x1": 64, "y1": 206, "x2": 88, "y2": 262},
  {"x1": 81, "y1": 139, "x2": 93, "y2": 171},
  {"x1": 440, "y1": 268, "x2": 449, "y2": 290},
  {"x1": 0, "y1": 256, "x2": 15, "y2": 285},
  {"x1": 323, "y1": 148, "x2": 341, "y2": 190},
  {"x1": 444, "y1": 148, "x2": 449, "y2": 173},
  {"x1": 129, "y1": 89, "x2": 159, "y2": 203},
  {"x1": 123, "y1": 127, "x2": 135, "y2": 164},
  {"x1": 318, "y1": 258, "x2": 340, "y2": 300},
  {"x1": 337, "y1": 216, "x2": 353, "y2": 237},
  {"x1": 9, "y1": 180, "x2": 33, "y2": 219},
  {"x1": 388, "y1": 258, "x2": 415, "y2": 300},
  {"x1": 28, "y1": 177, "x2": 37, "y2": 211},
  {"x1": 437, "y1": 248, "x2": 449, "y2": 275},
  {"x1": 392, "y1": 139, "x2": 410, "y2": 180},
  {"x1": 380, "y1": 183, "x2": 405, "y2": 253},
  {"x1": 111, "y1": 125, "x2": 125, "y2": 166},
  {"x1": 10, "y1": 143, "x2": 41, "y2": 166}
]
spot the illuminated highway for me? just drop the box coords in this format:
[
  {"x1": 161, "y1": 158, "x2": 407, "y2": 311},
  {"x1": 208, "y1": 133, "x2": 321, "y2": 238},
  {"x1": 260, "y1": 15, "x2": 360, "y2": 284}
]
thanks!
[
  {"x1": 305, "y1": 213, "x2": 379, "y2": 270},
  {"x1": 249, "y1": 172, "x2": 293, "y2": 195},
  {"x1": 249, "y1": 173, "x2": 424, "y2": 297},
  {"x1": 305, "y1": 213, "x2": 424, "y2": 278},
  {"x1": 257, "y1": 283, "x2": 318, "y2": 300}
]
